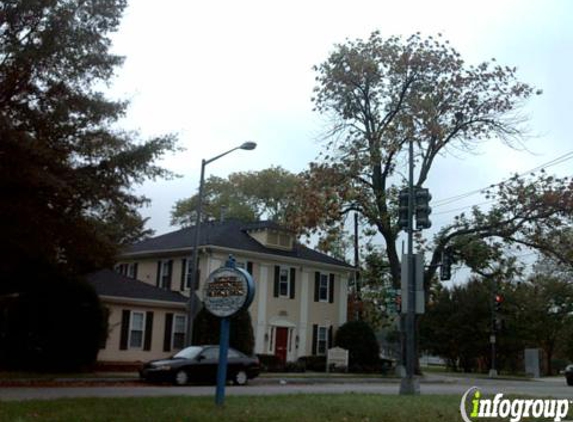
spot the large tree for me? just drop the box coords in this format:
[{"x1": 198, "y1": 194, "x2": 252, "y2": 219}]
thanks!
[
  {"x1": 171, "y1": 166, "x2": 300, "y2": 227},
  {"x1": 289, "y1": 31, "x2": 572, "y2": 290},
  {"x1": 0, "y1": 0, "x2": 177, "y2": 290}
]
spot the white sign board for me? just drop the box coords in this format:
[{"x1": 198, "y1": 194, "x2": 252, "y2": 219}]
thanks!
[{"x1": 327, "y1": 347, "x2": 349, "y2": 372}]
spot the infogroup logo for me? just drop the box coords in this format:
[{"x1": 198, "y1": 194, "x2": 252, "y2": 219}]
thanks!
[{"x1": 460, "y1": 386, "x2": 570, "y2": 422}]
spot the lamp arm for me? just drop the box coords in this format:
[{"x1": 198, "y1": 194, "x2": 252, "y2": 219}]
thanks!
[{"x1": 204, "y1": 147, "x2": 240, "y2": 165}]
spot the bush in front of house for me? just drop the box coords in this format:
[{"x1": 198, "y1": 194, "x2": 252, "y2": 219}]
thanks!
[
  {"x1": 335, "y1": 320, "x2": 380, "y2": 370},
  {"x1": 297, "y1": 355, "x2": 327, "y2": 372},
  {"x1": 256, "y1": 354, "x2": 284, "y2": 372},
  {"x1": 193, "y1": 308, "x2": 255, "y2": 355},
  {"x1": 0, "y1": 268, "x2": 107, "y2": 371}
]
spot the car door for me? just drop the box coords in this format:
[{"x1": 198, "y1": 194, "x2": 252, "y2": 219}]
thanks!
[
  {"x1": 226, "y1": 348, "x2": 243, "y2": 378},
  {"x1": 195, "y1": 346, "x2": 219, "y2": 383}
]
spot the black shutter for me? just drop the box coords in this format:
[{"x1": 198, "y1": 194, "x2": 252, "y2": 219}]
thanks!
[
  {"x1": 156, "y1": 261, "x2": 161, "y2": 287},
  {"x1": 166, "y1": 260, "x2": 173, "y2": 290},
  {"x1": 120, "y1": 310, "x2": 130, "y2": 350},
  {"x1": 180, "y1": 259, "x2": 187, "y2": 291},
  {"x1": 133, "y1": 263, "x2": 139, "y2": 280},
  {"x1": 314, "y1": 272, "x2": 320, "y2": 302},
  {"x1": 274, "y1": 266, "x2": 280, "y2": 297},
  {"x1": 164, "y1": 313, "x2": 173, "y2": 352},
  {"x1": 329, "y1": 273, "x2": 335, "y2": 304},
  {"x1": 289, "y1": 268, "x2": 296, "y2": 299},
  {"x1": 328, "y1": 326, "x2": 333, "y2": 349},
  {"x1": 312, "y1": 324, "x2": 318, "y2": 355},
  {"x1": 144, "y1": 311, "x2": 154, "y2": 351},
  {"x1": 247, "y1": 261, "x2": 253, "y2": 276}
]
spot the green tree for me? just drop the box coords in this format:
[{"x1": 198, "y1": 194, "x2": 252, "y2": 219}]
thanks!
[
  {"x1": 335, "y1": 320, "x2": 380, "y2": 369},
  {"x1": 420, "y1": 278, "x2": 493, "y2": 372},
  {"x1": 288, "y1": 31, "x2": 573, "y2": 293},
  {"x1": 512, "y1": 261, "x2": 573, "y2": 375},
  {"x1": 192, "y1": 308, "x2": 255, "y2": 356},
  {"x1": 171, "y1": 166, "x2": 300, "y2": 227},
  {"x1": 0, "y1": 0, "x2": 177, "y2": 292}
]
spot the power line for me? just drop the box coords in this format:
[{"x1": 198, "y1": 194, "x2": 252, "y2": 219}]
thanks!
[
  {"x1": 432, "y1": 151, "x2": 573, "y2": 208},
  {"x1": 433, "y1": 200, "x2": 495, "y2": 216}
]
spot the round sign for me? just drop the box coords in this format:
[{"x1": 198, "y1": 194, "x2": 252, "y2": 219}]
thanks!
[{"x1": 203, "y1": 266, "x2": 255, "y2": 318}]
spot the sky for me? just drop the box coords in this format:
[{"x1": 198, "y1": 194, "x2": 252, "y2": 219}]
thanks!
[{"x1": 108, "y1": 0, "x2": 572, "y2": 279}]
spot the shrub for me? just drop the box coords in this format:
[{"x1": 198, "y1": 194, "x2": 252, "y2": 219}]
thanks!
[
  {"x1": 335, "y1": 320, "x2": 380, "y2": 368},
  {"x1": 297, "y1": 355, "x2": 327, "y2": 372},
  {"x1": 0, "y1": 271, "x2": 107, "y2": 371},
  {"x1": 256, "y1": 354, "x2": 283, "y2": 372}
]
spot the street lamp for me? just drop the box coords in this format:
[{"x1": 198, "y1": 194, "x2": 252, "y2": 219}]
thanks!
[{"x1": 185, "y1": 141, "x2": 257, "y2": 346}]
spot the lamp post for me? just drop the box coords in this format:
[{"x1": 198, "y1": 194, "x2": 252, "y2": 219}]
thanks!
[{"x1": 185, "y1": 141, "x2": 257, "y2": 346}]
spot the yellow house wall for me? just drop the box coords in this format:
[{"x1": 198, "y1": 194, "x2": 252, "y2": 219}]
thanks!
[{"x1": 97, "y1": 300, "x2": 186, "y2": 363}]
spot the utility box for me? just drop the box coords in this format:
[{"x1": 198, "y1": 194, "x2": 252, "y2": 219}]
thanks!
[
  {"x1": 524, "y1": 348, "x2": 541, "y2": 378},
  {"x1": 401, "y1": 254, "x2": 425, "y2": 314}
]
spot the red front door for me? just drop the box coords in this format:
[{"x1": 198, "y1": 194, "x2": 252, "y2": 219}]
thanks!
[{"x1": 275, "y1": 327, "x2": 289, "y2": 364}]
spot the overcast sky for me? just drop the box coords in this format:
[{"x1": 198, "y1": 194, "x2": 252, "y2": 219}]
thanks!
[{"x1": 108, "y1": 0, "x2": 572, "y2": 274}]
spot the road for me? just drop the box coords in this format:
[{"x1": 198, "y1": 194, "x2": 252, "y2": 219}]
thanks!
[{"x1": 0, "y1": 375, "x2": 572, "y2": 401}]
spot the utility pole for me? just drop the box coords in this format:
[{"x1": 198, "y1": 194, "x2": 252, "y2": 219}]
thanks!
[
  {"x1": 489, "y1": 276, "x2": 500, "y2": 378},
  {"x1": 354, "y1": 212, "x2": 361, "y2": 320},
  {"x1": 399, "y1": 138, "x2": 420, "y2": 395}
]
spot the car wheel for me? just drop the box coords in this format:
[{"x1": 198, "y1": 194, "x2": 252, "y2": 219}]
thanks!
[
  {"x1": 233, "y1": 370, "x2": 248, "y2": 386},
  {"x1": 567, "y1": 377, "x2": 573, "y2": 386},
  {"x1": 174, "y1": 370, "x2": 189, "y2": 386}
]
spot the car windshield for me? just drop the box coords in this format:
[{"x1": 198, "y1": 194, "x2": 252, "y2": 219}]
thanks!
[{"x1": 173, "y1": 346, "x2": 203, "y2": 360}]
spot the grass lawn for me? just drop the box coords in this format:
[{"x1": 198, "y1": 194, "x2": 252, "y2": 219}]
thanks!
[{"x1": 0, "y1": 394, "x2": 466, "y2": 422}]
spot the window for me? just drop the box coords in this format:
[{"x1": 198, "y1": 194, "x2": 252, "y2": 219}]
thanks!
[
  {"x1": 201, "y1": 347, "x2": 220, "y2": 360},
  {"x1": 183, "y1": 258, "x2": 201, "y2": 290},
  {"x1": 185, "y1": 258, "x2": 193, "y2": 289},
  {"x1": 116, "y1": 263, "x2": 138, "y2": 278},
  {"x1": 127, "y1": 263, "x2": 138, "y2": 279},
  {"x1": 129, "y1": 312, "x2": 145, "y2": 349},
  {"x1": 235, "y1": 260, "x2": 253, "y2": 275},
  {"x1": 158, "y1": 260, "x2": 172, "y2": 289},
  {"x1": 274, "y1": 266, "x2": 295, "y2": 299},
  {"x1": 317, "y1": 326, "x2": 328, "y2": 355},
  {"x1": 314, "y1": 272, "x2": 334, "y2": 303},
  {"x1": 319, "y1": 273, "x2": 329, "y2": 302},
  {"x1": 279, "y1": 267, "x2": 290, "y2": 297},
  {"x1": 172, "y1": 315, "x2": 186, "y2": 350}
]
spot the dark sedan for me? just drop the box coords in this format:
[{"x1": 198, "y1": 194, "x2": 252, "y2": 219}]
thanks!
[{"x1": 140, "y1": 345, "x2": 260, "y2": 386}]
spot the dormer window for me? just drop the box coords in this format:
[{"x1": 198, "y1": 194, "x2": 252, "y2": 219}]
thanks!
[{"x1": 244, "y1": 222, "x2": 295, "y2": 251}]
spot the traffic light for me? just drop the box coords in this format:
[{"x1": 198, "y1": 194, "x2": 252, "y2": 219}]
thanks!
[
  {"x1": 398, "y1": 189, "x2": 409, "y2": 230},
  {"x1": 494, "y1": 294, "x2": 504, "y2": 312},
  {"x1": 440, "y1": 248, "x2": 452, "y2": 281},
  {"x1": 415, "y1": 188, "x2": 432, "y2": 229}
]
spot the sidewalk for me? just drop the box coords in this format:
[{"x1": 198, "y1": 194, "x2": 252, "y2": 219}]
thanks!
[{"x1": 0, "y1": 371, "x2": 455, "y2": 387}]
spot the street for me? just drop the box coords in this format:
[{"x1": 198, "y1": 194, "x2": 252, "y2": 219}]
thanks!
[{"x1": 1, "y1": 376, "x2": 571, "y2": 401}]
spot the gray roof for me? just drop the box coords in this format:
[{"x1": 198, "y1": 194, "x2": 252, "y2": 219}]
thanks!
[
  {"x1": 86, "y1": 269, "x2": 187, "y2": 304},
  {"x1": 125, "y1": 220, "x2": 353, "y2": 269}
]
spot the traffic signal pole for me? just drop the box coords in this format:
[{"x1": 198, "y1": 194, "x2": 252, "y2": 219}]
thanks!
[
  {"x1": 400, "y1": 138, "x2": 420, "y2": 395},
  {"x1": 489, "y1": 277, "x2": 499, "y2": 378}
]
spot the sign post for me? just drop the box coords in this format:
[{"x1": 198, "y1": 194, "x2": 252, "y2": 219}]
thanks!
[{"x1": 203, "y1": 255, "x2": 255, "y2": 407}]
